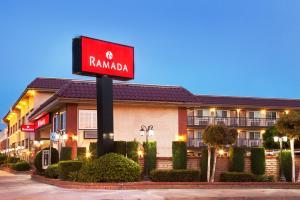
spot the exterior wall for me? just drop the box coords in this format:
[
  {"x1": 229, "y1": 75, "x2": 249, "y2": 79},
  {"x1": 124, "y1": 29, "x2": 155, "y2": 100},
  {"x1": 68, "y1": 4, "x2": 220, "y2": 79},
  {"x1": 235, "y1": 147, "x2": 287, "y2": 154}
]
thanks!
[{"x1": 76, "y1": 103, "x2": 179, "y2": 157}]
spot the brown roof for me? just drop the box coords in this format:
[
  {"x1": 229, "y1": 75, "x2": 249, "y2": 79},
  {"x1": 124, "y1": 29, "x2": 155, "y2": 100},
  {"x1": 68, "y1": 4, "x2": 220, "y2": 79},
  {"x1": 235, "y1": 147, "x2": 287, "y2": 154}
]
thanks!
[
  {"x1": 54, "y1": 81, "x2": 195, "y2": 102},
  {"x1": 194, "y1": 95, "x2": 300, "y2": 108},
  {"x1": 27, "y1": 77, "x2": 72, "y2": 90},
  {"x1": 10, "y1": 77, "x2": 300, "y2": 120}
]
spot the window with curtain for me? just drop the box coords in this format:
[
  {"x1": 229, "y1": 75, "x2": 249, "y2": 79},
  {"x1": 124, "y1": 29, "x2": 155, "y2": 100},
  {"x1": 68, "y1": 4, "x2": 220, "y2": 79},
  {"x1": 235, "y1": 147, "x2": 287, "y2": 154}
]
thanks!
[{"x1": 79, "y1": 110, "x2": 97, "y2": 129}]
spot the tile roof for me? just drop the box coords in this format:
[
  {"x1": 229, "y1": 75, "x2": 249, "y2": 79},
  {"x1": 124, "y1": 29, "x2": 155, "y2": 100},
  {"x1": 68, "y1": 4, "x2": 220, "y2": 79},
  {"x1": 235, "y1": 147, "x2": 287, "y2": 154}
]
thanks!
[
  {"x1": 55, "y1": 81, "x2": 195, "y2": 102},
  {"x1": 27, "y1": 77, "x2": 72, "y2": 90},
  {"x1": 23, "y1": 77, "x2": 300, "y2": 120},
  {"x1": 194, "y1": 95, "x2": 300, "y2": 108}
]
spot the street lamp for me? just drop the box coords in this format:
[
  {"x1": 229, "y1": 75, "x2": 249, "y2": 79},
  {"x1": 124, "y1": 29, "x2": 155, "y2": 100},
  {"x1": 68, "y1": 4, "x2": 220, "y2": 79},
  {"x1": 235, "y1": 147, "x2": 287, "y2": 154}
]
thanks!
[
  {"x1": 139, "y1": 125, "x2": 154, "y2": 178},
  {"x1": 273, "y1": 135, "x2": 288, "y2": 182}
]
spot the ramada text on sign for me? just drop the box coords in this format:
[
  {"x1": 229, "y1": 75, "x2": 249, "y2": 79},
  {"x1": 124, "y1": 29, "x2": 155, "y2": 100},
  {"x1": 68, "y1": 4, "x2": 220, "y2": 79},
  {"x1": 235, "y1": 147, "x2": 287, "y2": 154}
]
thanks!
[
  {"x1": 21, "y1": 124, "x2": 35, "y2": 132},
  {"x1": 73, "y1": 36, "x2": 134, "y2": 80}
]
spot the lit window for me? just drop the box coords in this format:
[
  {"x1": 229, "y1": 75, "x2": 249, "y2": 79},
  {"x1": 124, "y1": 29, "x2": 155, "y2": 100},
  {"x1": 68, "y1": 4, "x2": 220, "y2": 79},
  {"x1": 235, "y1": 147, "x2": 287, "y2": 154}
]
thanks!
[{"x1": 79, "y1": 110, "x2": 97, "y2": 130}]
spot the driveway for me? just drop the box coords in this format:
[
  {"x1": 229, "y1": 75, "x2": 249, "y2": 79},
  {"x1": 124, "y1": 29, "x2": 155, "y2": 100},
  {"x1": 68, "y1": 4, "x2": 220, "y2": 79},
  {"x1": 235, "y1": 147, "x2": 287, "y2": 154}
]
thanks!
[{"x1": 1, "y1": 170, "x2": 300, "y2": 200}]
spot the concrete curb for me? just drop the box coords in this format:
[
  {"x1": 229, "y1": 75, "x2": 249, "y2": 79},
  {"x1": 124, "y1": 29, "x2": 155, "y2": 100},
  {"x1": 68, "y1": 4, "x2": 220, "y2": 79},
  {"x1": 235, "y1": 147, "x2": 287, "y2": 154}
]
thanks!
[{"x1": 31, "y1": 174, "x2": 300, "y2": 190}]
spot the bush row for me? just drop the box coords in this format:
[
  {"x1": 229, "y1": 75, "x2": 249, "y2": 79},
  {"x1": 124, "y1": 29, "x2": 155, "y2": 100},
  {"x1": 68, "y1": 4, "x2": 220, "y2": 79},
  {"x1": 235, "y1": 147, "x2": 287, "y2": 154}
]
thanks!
[
  {"x1": 220, "y1": 172, "x2": 274, "y2": 182},
  {"x1": 89, "y1": 141, "x2": 140, "y2": 162},
  {"x1": 150, "y1": 169, "x2": 200, "y2": 182},
  {"x1": 8, "y1": 161, "x2": 30, "y2": 171}
]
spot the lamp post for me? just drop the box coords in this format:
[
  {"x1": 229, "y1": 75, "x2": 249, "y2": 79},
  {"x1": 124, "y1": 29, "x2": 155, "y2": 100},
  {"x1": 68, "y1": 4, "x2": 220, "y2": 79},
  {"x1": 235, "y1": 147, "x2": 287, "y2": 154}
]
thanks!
[
  {"x1": 139, "y1": 125, "x2": 154, "y2": 179},
  {"x1": 273, "y1": 135, "x2": 288, "y2": 182}
]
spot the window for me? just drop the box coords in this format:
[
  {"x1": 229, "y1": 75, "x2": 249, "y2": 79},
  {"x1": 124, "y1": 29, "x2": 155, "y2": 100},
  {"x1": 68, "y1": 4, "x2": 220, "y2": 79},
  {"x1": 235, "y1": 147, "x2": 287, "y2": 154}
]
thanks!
[
  {"x1": 216, "y1": 110, "x2": 227, "y2": 118},
  {"x1": 249, "y1": 131, "x2": 260, "y2": 139},
  {"x1": 249, "y1": 111, "x2": 260, "y2": 119},
  {"x1": 53, "y1": 114, "x2": 60, "y2": 132},
  {"x1": 266, "y1": 111, "x2": 276, "y2": 119},
  {"x1": 79, "y1": 110, "x2": 97, "y2": 129},
  {"x1": 22, "y1": 116, "x2": 25, "y2": 125},
  {"x1": 60, "y1": 112, "x2": 66, "y2": 130}
]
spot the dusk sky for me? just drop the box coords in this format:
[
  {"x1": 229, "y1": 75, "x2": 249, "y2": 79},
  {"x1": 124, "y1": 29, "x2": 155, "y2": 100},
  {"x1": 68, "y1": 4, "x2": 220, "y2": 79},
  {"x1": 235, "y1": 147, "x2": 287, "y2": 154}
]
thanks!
[{"x1": 1, "y1": 0, "x2": 300, "y2": 128}]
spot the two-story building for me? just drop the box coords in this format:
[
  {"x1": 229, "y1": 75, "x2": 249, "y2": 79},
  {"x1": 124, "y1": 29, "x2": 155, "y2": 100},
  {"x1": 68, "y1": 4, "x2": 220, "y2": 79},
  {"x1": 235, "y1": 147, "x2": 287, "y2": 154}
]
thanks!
[{"x1": 2, "y1": 77, "x2": 300, "y2": 159}]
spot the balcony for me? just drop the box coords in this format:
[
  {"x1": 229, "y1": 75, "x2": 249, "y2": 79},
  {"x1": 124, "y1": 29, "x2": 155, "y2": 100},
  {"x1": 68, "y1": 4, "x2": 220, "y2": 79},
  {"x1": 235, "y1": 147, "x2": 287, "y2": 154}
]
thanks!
[
  {"x1": 187, "y1": 116, "x2": 277, "y2": 127},
  {"x1": 187, "y1": 138, "x2": 263, "y2": 148}
]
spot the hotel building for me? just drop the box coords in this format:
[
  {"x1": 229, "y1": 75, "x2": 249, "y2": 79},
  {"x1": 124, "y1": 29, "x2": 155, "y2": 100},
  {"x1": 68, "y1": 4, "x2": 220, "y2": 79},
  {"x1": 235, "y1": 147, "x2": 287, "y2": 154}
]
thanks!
[{"x1": 2, "y1": 77, "x2": 300, "y2": 160}]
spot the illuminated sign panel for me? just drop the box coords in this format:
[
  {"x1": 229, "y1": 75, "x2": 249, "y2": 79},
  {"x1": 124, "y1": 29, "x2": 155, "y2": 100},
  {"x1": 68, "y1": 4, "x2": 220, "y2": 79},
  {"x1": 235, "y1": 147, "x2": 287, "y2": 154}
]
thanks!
[
  {"x1": 35, "y1": 114, "x2": 50, "y2": 129},
  {"x1": 21, "y1": 124, "x2": 35, "y2": 132},
  {"x1": 73, "y1": 36, "x2": 134, "y2": 80}
]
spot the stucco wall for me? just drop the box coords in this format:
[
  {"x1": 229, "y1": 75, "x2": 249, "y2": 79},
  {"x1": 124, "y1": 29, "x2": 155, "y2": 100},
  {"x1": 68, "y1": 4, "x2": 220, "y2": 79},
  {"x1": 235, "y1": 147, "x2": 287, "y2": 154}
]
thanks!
[{"x1": 77, "y1": 103, "x2": 179, "y2": 157}]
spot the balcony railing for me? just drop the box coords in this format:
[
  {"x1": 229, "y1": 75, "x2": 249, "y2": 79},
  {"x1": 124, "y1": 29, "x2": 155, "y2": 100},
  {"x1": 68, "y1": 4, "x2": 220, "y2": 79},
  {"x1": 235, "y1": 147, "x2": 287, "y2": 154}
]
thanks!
[
  {"x1": 187, "y1": 116, "x2": 277, "y2": 127},
  {"x1": 187, "y1": 138, "x2": 263, "y2": 148}
]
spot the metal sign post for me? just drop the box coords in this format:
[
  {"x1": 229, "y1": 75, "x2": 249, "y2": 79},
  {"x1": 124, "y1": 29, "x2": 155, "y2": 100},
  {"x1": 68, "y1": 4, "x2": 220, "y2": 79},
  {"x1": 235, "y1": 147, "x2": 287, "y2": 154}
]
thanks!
[{"x1": 96, "y1": 76, "x2": 114, "y2": 157}]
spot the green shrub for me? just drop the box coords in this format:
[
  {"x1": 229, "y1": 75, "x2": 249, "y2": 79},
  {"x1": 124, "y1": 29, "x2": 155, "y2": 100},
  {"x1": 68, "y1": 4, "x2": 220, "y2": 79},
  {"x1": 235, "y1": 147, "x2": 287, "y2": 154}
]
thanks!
[
  {"x1": 172, "y1": 141, "x2": 187, "y2": 169},
  {"x1": 114, "y1": 141, "x2": 127, "y2": 156},
  {"x1": 251, "y1": 147, "x2": 266, "y2": 175},
  {"x1": 10, "y1": 161, "x2": 30, "y2": 171},
  {"x1": 126, "y1": 141, "x2": 139, "y2": 162},
  {"x1": 0, "y1": 154, "x2": 7, "y2": 165},
  {"x1": 143, "y1": 141, "x2": 157, "y2": 175},
  {"x1": 60, "y1": 147, "x2": 72, "y2": 161},
  {"x1": 34, "y1": 148, "x2": 59, "y2": 174},
  {"x1": 77, "y1": 147, "x2": 86, "y2": 160},
  {"x1": 75, "y1": 153, "x2": 141, "y2": 182},
  {"x1": 45, "y1": 164, "x2": 59, "y2": 179},
  {"x1": 89, "y1": 142, "x2": 97, "y2": 159},
  {"x1": 281, "y1": 150, "x2": 292, "y2": 182},
  {"x1": 6, "y1": 156, "x2": 20, "y2": 164},
  {"x1": 150, "y1": 169, "x2": 200, "y2": 182},
  {"x1": 220, "y1": 172, "x2": 274, "y2": 182},
  {"x1": 200, "y1": 148, "x2": 215, "y2": 181},
  {"x1": 58, "y1": 160, "x2": 83, "y2": 180},
  {"x1": 229, "y1": 147, "x2": 245, "y2": 172}
]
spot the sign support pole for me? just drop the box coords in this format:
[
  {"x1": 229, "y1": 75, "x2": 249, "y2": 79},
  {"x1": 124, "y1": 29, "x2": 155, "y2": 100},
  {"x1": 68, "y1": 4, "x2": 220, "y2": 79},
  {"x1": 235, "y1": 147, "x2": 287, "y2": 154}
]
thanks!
[{"x1": 96, "y1": 75, "x2": 114, "y2": 157}]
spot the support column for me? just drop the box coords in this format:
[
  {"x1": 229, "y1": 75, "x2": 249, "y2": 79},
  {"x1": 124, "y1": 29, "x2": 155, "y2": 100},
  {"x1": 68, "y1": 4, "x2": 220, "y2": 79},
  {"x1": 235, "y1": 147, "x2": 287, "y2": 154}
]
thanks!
[
  {"x1": 66, "y1": 103, "x2": 78, "y2": 159},
  {"x1": 178, "y1": 107, "x2": 187, "y2": 141}
]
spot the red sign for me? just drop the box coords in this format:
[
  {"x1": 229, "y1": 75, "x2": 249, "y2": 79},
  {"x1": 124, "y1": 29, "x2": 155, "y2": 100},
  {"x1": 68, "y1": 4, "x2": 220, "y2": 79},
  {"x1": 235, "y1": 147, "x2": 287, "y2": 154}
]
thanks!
[
  {"x1": 21, "y1": 124, "x2": 35, "y2": 132},
  {"x1": 34, "y1": 114, "x2": 50, "y2": 129},
  {"x1": 72, "y1": 36, "x2": 134, "y2": 80}
]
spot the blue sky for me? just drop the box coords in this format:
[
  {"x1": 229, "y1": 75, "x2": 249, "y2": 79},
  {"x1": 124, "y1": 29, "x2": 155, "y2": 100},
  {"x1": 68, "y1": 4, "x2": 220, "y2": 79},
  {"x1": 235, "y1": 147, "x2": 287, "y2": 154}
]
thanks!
[{"x1": 1, "y1": 0, "x2": 300, "y2": 128}]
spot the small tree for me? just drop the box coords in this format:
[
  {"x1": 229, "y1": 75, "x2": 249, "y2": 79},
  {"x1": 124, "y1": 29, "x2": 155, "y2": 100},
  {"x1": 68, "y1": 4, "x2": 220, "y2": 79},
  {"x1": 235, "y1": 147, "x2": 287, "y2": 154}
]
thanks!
[
  {"x1": 202, "y1": 125, "x2": 238, "y2": 182},
  {"x1": 276, "y1": 111, "x2": 300, "y2": 182}
]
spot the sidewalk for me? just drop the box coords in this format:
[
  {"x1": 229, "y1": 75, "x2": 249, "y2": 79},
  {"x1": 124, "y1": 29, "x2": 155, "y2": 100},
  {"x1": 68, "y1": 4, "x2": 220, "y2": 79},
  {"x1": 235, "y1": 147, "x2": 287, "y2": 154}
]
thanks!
[{"x1": 1, "y1": 170, "x2": 300, "y2": 200}]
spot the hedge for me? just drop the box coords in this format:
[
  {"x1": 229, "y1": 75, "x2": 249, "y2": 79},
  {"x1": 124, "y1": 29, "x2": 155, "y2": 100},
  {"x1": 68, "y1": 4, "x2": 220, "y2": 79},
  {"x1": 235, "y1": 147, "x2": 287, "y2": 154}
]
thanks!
[
  {"x1": 45, "y1": 164, "x2": 59, "y2": 179},
  {"x1": 89, "y1": 142, "x2": 97, "y2": 159},
  {"x1": 150, "y1": 169, "x2": 200, "y2": 182},
  {"x1": 77, "y1": 147, "x2": 86, "y2": 160},
  {"x1": 8, "y1": 161, "x2": 30, "y2": 171},
  {"x1": 143, "y1": 141, "x2": 157, "y2": 175},
  {"x1": 73, "y1": 153, "x2": 141, "y2": 182},
  {"x1": 58, "y1": 160, "x2": 83, "y2": 180},
  {"x1": 34, "y1": 148, "x2": 59, "y2": 174},
  {"x1": 172, "y1": 141, "x2": 187, "y2": 169},
  {"x1": 6, "y1": 156, "x2": 20, "y2": 164},
  {"x1": 220, "y1": 172, "x2": 274, "y2": 182},
  {"x1": 200, "y1": 148, "x2": 215, "y2": 181},
  {"x1": 126, "y1": 141, "x2": 139, "y2": 162},
  {"x1": 114, "y1": 141, "x2": 126, "y2": 156},
  {"x1": 251, "y1": 147, "x2": 265, "y2": 175},
  {"x1": 60, "y1": 147, "x2": 72, "y2": 161},
  {"x1": 281, "y1": 150, "x2": 292, "y2": 181},
  {"x1": 0, "y1": 154, "x2": 7, "y2": 165},
  {"x1": 229, "y1": 147, "x2": 245, "y2": 172}
]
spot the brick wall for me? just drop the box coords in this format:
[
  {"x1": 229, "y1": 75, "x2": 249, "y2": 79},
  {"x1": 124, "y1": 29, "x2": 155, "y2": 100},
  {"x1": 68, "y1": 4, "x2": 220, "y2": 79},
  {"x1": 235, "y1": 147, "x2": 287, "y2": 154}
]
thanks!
[
  {"x1": 265, "y1": 156, "x2": 279, "y2": 179},
  {"x1": 151, "y1": 155, "x2": 282, "y2": 181}
]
